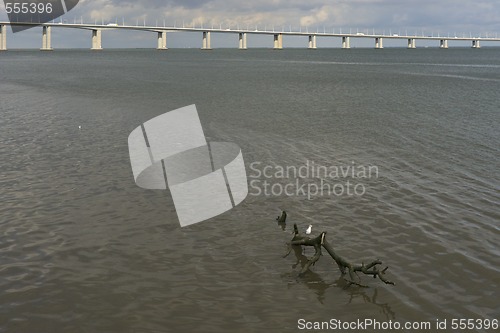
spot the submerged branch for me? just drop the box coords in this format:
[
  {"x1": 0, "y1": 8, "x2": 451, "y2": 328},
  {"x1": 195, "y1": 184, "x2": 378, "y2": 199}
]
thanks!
[{"x1": 285, "y1": 220, "x2": 395, "y2": 287}]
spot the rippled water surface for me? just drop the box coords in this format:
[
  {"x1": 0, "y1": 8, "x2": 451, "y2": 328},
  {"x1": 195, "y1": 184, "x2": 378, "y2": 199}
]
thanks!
[{"x1": 1, "y1": 48, "x2": 499, "y2": 332}]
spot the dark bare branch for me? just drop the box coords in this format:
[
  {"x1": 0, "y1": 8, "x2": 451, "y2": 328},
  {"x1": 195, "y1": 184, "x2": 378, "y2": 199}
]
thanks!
[{"x1": 285, "y1": 222, "x2": 395, "y2": 287}]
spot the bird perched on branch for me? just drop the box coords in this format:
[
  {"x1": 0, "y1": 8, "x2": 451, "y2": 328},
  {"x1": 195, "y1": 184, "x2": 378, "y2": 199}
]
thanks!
[{"x1": 305, "y1": 224, "x2": 312, "y2": 235}]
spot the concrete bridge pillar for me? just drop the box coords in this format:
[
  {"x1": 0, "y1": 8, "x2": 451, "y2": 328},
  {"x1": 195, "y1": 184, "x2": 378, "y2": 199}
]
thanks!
[
  {"x1": 0, "y1": 25, "x2": 6, "y2": 51},
  {"x1": 407, "y1": 38, "x2": 416, "y2": 48},
  {"x1": 342, "y1": 36, "x2": 351, "y2": 48},
  {"x1": 41, "y1": 26, "x2": 53, "y2": 51},
  {"x1": 308, "y1": 35, "x2": 317, "y2": 49},
  {"x1": 202, "y1": 31, "x2": 212, "y2": 50},
  {"x1": 91, "y1": 29, "x2": 102, "y2": 50},
  {"x1": 472, "y1": 40, "x2": 480, "y2": 48},
  {"x1": 157, "y1": 31, "x2": 167, "y2": 50},
  {"x1": 239, "y1": 33, "x2": 247, "y2": 49},
  {"x1": 341, "y1": 36, "x2": 350, "y2": 49},
  {"x1": 440, "y1": 39, "x2": 448, "y2": 49},
  {"x1": 273, "y1": 33, "x2": 283, "y2": 49},
  {"x1": 375, "y1": 37, "x2": 383, "y2": 49}
]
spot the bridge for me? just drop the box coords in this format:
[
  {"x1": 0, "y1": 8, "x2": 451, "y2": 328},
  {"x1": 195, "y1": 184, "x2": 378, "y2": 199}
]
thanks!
[{"x1": 1, "y1": 21, "x2": 499, "y2": 51}]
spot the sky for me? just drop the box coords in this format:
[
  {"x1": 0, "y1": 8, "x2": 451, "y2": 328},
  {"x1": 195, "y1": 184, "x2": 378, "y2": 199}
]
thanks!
[{"x1": 1, "y1": 0, "x2": 500, "y2": 48}]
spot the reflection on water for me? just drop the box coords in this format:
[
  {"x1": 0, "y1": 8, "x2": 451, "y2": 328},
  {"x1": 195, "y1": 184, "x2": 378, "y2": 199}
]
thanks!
[
  {"x1": 283, "y1": 242, "x2": 396, "y2": 320},
  {"x1": 346, "y1": 288, "x2": 396, "y2": 321}
]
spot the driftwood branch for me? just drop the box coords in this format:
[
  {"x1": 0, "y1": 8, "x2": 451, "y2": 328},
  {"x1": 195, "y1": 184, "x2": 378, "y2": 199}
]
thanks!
[{"x1": 284, "y1": 219, "x2": 394, "y2": 288}]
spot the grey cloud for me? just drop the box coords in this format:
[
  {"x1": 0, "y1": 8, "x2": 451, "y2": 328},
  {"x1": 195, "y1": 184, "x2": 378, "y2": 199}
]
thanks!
[
  {"x1": 93, "y1": 0, "x2": 213, "y2": 9},
  {"x1": 42, "y1": 0, "x2": 500, "y2": 32}
]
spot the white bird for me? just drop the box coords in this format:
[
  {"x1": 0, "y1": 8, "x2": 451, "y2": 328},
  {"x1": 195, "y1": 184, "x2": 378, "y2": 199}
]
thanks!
[{"x1": 305, "y1": 224, "x2": 312, "y2": 235}]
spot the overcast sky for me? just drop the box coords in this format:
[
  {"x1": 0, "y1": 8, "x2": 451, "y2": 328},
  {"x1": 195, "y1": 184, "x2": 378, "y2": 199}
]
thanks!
[{"x1": 1, "y1": 0, "x2": 500, "y2": 48}]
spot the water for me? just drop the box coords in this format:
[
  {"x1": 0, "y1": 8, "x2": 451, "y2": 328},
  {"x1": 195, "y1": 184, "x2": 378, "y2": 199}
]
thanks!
[{"x1": 0, "y1": 48, "x2": 499, "y2": 332}]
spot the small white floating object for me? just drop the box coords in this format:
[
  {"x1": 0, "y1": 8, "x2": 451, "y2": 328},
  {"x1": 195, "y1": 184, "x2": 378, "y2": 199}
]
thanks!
[
  {"x1": 78, "y1": 125, "x2": 82, "y2": 130},
  {"x1": 305, "y1": 224, "x2": 312, "y2": 235}
]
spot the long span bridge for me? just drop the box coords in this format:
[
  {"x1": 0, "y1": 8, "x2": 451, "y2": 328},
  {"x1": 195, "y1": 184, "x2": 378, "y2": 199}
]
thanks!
[{"x1": 1, "y1": 21, "x2": 499, "y2": 51}]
